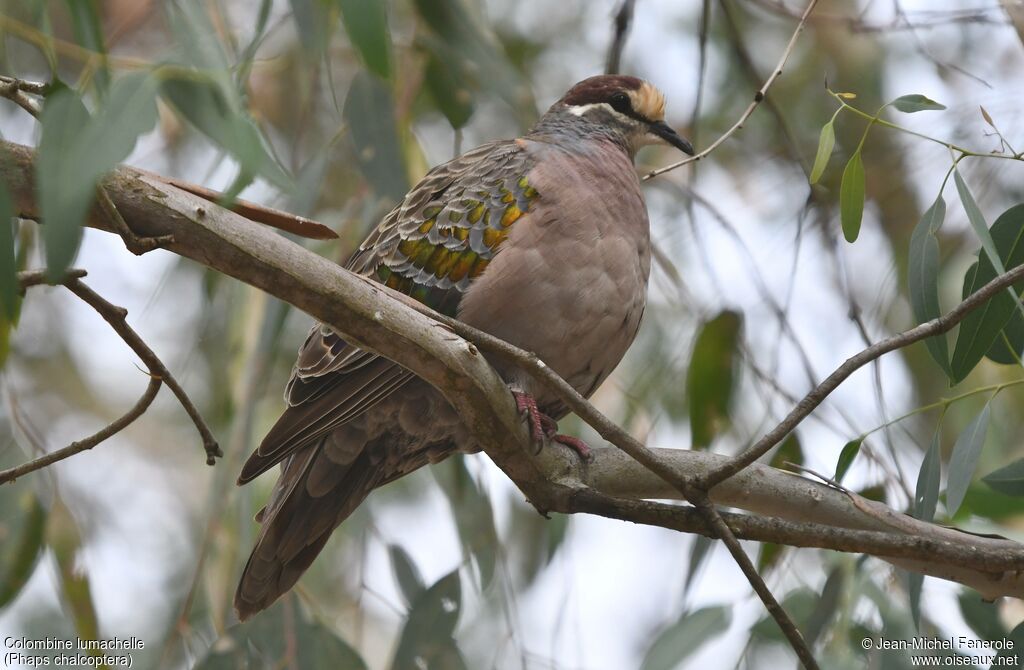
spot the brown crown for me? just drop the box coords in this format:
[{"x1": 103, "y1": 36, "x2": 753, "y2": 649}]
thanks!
[{"x1": 559, "y1": 75, "x2": 644, "y2": 107}]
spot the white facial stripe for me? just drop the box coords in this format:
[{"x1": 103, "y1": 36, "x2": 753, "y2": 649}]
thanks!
[{"x1": 565, "y1": 102, "x2": 639, "y2": 126}]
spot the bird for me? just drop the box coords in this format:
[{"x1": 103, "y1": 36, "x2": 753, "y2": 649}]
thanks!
[{"x1": 234, "y1": 74, "x2": 694, "y2": 620}]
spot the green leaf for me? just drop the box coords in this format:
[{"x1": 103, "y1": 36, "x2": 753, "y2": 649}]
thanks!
[
  {"x1": 769, "y1": 432, "x2": 803, "y2": 469},
  {"x1": 914, "y1": 430, "x2": 941, "y2": 522},
  {"x1": 809, "y1": 121, "x2": 835, "y2": 184},
  {"x1": 995, "y1": 621, "x2": 1024, "y2": 667},
  {"x1": 752, "y1": 588, "x2": 817, "y2": 642},
  {"x1": 687, "y1": 310, "x2": 742, "y2": 449},
  {"x1": 37, "y1": 85, "x2": 92, "y2": 279},
  {"x1": 389, "y1": 544, "x2": 425, "y2": 607},
  {"x1": 908, "y1": 571, "x2": 923, "y2": 632},
  {"x1": 337, "y1": 0, "x2": 391, "y2": 79},
  {"x1": 290, "y1": 0, "x2": 332, "y2": 55},
  {"x1": 890, "y1": 94, "x2": 946, "y2": 113},
  {"x1": 48, "y1": 500, "x2": 101, "y2": 646},
  {"x1": 950, "y1": 204, "x2": 1024, "y2": 382},
  {"x1": 908, "y1": 195, "x2": 951, "y2": 376},
  {"x1": 684, "y1": 535, "x2": 713, "y2": 595},
  {"x1": 343, "y1": 71, "x2": 410, "y2": 203},
  {"x1": 756, "y1": 542, "x2": 785, "y2": 574},
  {"x1": 433, "y1": 458, "x2": 497, "y2": 588},
  {"x1": 160, "y1": 74, "x2": 291, "y2": 191},
  {"x1": 945, "y1": 403, "x2": 990, "y2": 516},
  {"x1": 38, "y1": 73, "x2": 161, "y2": 280},
  {"x1": 0, "y1": 184, "x2": 18, "y2": 321},
  {"x1": 840, "y1": 151, "x2": 865, "y2": 243},
  {"x1": 423, "y1": 51, "x2": 474, "y2": 128},
  {"x1": 195, "y1": 598, "x2": 367, "y2": 669},
  {"x1": 954, "y1": 481, "x2": 1024, "y2": 521},
  {"x1": 0, "y1": 483, "x2": 47, "y2": 608},
  {"x1": 640, "y1": 606, "x2": 730, "y2": 670},
  {"x1": 391, "y1": 569, "x2": 462, "y2": 670},
  {"x1": 981, "y1": 458, "x2": 1024, "y2": 496},
  {"x1": 834, "y1": 438, "x2": 863, "y2": 483},
  {"x1": 65, "y1": 0, "x2": 109, "y2": 93},
  {"x1": 804, "y1": 567, "x2": 844, "y2": 648},
  {"x1": 957, "y1": 590, "x2": 1007, "y2": 642}
]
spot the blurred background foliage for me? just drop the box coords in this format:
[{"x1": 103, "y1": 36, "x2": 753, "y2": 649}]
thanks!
[{"x1": 1, "y1": 0, "x2": 1024, "y2": 668}]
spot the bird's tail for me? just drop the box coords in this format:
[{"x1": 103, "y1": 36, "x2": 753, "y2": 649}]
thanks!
[{"x1": 234, "y1": 443, "x2": 380, "y2": 621}]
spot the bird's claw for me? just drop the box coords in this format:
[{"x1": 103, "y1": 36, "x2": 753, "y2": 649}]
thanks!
[{"x1": 511, "y1": 390, "x2": 592, "y2": 461}]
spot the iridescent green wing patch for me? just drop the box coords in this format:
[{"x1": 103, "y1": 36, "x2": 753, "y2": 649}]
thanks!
[{"x1": 348, "y1": 140, "x2": 538, "y2": 316}]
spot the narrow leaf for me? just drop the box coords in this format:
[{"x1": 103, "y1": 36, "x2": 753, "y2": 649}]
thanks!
[
  {"x1": 946, "y1": 404, "x2": 990, "y2": 516},
  {"x1": 769, "y1": 432, "x2": 803, "y2": 469},
  {"x1": 434, "y1": 458, "x2": 498, "y2": 588},
  {"x1": 389, "y1": 544, "x2": 425, "y2": 607},
  {"x1": 908, "y1": 571, "x2": 924, "y2": 631},
  {"x1": 950, "y1": 204, "x2": 1024, "y2": 382},
  {"x1": 640, "y1": 606, "x2": 730, "y2": 670},
  {"x1": 890, "y1": 94, "x2": 946, "y2": 113},
  {"x1": 809, "y1": 121, "x2": 835, "y2": 184},
  {"x1": 337, "y1": 0, "x2": 392, "y2": 79},
  {"x1": 840, "y1": 151, "x2": 865, "y2": 243},
  {"x1": 686, "y1": 311, "x2": 742, "y2": 449},
  {"x1": 343, "y1": 71, "x2": 410, "y2": 203},
  {"x1": 0, "y1": 184, "x2": 17, "y2": 320},
  {"x1": 980, "y1": 106, "x2": 995, "y2": 128},
  {"x1": 835, "y1": 438, "x2": 863, "y2": 482},
  {"x1": 982, "y1": 458, "x2": 1024, "y2": 496},
  {"x1": 907, "y1": 194, "x2": 951, "y2": 375},
  {"x1": 38, "y1": 86, "x2": 92, "y2": 280},
  {"x1": 683, "y1": 535, "x2": 713, "y2": 595},
  {"x1": 914, "y1": 431, "x2": 942, "y2": 522},
  {"x1": 0, "y1": 487, "x2": 47, "y2": 607},
  {"x1": 391, "y1": 569, "x2": 462, "y2": 670},
  {"x1": 958, "y1": 591, "x2": 1006, "y2": 642}
]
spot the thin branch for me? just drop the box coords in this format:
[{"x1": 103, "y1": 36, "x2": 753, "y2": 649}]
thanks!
[
  {"x1": 0, "y1": 378, "x2": 161, "y2": 485},
  {"x1": 605, "y1": 0, "x2": 637, "y2": 74},
  {"x1": 0, "y1": 269, "x2": 222, "y2": 485},
  {"x1": 703, "y1": 260, "x2": 1024, "y2": 488},
  {"x1": 0, "y1": 75, "x2": 42, "y2": 118},
  {"x1": 643, "y1": 0, "x2": 819, "y2": 180}
]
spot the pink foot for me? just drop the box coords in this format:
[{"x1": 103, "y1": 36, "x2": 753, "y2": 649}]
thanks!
[
  {"x1": 513, "y1": 391, "x2": 545, "y2": 444},
  {"x1": 512, "y1": 391, "x2": 593, "y2": 461}
]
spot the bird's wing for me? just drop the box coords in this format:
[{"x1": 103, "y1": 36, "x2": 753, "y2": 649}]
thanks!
[{"x1": 238, "y1": 139, "x2": 538, "y2": 483}]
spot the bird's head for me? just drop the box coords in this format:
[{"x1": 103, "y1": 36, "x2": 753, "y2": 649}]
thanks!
[{"x1": 540, "y1": 75, "x2": 694, "y2": 157}]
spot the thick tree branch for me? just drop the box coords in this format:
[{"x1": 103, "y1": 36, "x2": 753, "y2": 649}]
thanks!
[{"x1": 2, "y1": 139, "x2": 1022, "y2": 605}]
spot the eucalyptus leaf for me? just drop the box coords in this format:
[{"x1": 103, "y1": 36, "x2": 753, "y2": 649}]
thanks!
[
  {"x1": 391, "y1": 569, "x2": 462, "y2": 670},
  {"x1": 835, "y1": 438, "x2": 863, "y2": 483},
  {"x1": 908, "y1": 195, "x2": 951, "y2": 376},
  {"x1": 434, "y1": 457, "x2": 497, "y2": 589},
  {"x1": 337, "y1": 0, "x2": 391, "y2": 79},
  {"x1": 343, "y1": 71, "x2": 410, "y2": 203},
  {"x1": 946, "y1": 404, "x2": 990, "y2": 516},
  {"x1": 0, "y1": 184, "x2": 17, "y2": 321},
  {"x1": 890, "y1": 94, "x2": 946, "y2": 113},
  {"x1": 0, "y1": 484, "x2": 47, "y2": 608},
  {"x1": 908, "y1": 571, "x2": 924, "y2": 631},
  {"x1": 809, "y1": 121, "x2": 835, "y2": 184},
  {"x1": 686, "y1": 311, "x2": 742, "y2": 449},
  {"x1": 914, "y1": 431, "x2": 941, "y2": 522},
  {"x1": 840, "y1": 151, "x2": 865, "y2": 243},
  {"x1": 981, "y1": 458, "x2": 1024, "y2": 497},
  {"x1": 639, "y1": 606, "x2": 730, "y2": 670},
  {"x1": 950, "y1": 204, "x2": 1024, "y2": 382},
  {"x1": 389, "y1": 544, "x2": 425, "y2": 607}
]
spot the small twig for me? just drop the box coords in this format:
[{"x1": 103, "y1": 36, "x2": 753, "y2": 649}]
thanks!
[
  {"x1": 426, "y1": 310, "x2": 818, "y2": 665},
  {"x1": 0, "y1": 378, "x2": 161, "y2": 485},
  {"x1": 643, "y1": 0, "x2": 820, "y2": 180},
  {"x1": 0, "y1": 75, "x2": 43, "y2": 118},
  {"x1": 702, "y1": 261, "x2": 1024, "y2": 489},
  {"x1": 95, "y1": 185, "x2": 175, "y2": 254},
  {"x1": 2, "y1": 270, "x2": 222, "y2": 484},
  {"x1": 605, "y1": 0, "x2": 637, "y2": 74},
  {"x1": 691, "y1": 492, "x2": 819, "y2": 669}
]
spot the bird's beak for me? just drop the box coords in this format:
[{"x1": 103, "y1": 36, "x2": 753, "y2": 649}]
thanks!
[{"x1": 648, "y1": 120, "x2": 694, "y2": 155}]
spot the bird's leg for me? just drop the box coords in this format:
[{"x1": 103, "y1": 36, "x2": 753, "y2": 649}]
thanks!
[
  {"x1": 511, "y1": 390, "x2": 593, "y2": 461},
  {"x1": 512, "y1": 391, "x2": 546, "y2": 446}
]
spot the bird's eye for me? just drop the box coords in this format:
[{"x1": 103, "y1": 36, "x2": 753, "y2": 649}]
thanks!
[{"x1": 609, "y1": 92, "x2": 631, "y2": 113}]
